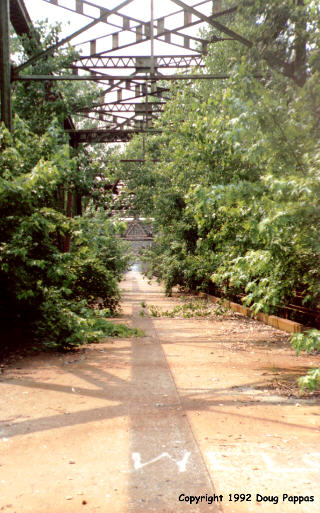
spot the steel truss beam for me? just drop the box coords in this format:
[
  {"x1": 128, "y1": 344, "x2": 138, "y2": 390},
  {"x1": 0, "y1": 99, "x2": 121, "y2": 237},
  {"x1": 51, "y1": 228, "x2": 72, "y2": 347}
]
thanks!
[
  {"x1": 102, "y1": 76, "x2": 169, "y2": 94},
  {"x1": 66, "y1": 128, "x2": 161, "y2": 144},
  {"x1": 170, "y1": 0, "x2": 251, "y2": 47},
  {"x1": 14, "y1": 73, "x2": 231, "y2": 81},
  {"x1": 98, "y1": 76, "x2": 165, "y2": 96},
  {"x1": 77, "y1": 55, "x2": 205, "y2": 70},
  {"x1": 77, "y1": 103, "x2": 164, "y2": 113},
  {"x1": 76, "y1": 114, "x2": 139, "y2": 131},
  {"x1": 77, "y1": 109, "x2": 159, "y2": 125}
]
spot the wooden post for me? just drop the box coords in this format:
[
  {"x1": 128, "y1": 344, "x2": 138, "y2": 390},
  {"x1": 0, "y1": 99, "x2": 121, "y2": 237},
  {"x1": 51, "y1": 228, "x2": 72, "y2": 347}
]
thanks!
[{"x1": 0, "y1": 0, "x2": 12, "y2": 132}]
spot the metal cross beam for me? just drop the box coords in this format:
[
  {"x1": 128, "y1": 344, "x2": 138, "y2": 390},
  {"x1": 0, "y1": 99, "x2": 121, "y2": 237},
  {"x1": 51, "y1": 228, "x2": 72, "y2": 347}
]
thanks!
[
  {"x1": 77, "y1": 103, "x2": 165, "y2": 114},
  {"x1": 77, "y1": 109, "x2": 159, "y2": 124},
  {"x1": 66, "y1": 128, "x2": 162, "y2": 144},
  {"x1": 77, "y1": 55, "x2": 206, "y2": 70},
  {"x1": 14, "y1": 73, "x2": 232, "y2": 81},
  {"x1": 170, "y1": 0, "x2": 252, "y2": 47}
]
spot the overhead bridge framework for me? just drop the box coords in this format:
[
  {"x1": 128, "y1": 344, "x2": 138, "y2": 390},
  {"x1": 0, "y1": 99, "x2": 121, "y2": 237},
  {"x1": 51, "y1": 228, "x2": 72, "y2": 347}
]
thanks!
[
  {"x1": 1, "y1": 0, "x2": 252, "y2": 143},
  {"x1": 66, "y1": 128, "x2": 162, "y2": 145},
  {"x1": 77, "y1": 55, "x2": 206, "y2": 70}
]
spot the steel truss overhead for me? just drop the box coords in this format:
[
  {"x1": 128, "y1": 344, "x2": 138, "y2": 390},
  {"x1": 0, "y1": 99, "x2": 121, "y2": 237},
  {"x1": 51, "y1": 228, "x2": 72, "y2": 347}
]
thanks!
[
  {"x1": 66, "y1": 128, "x2": 162, "y2": 144},
  {"x1": 77, "y1": 54, "x2": 206, "y2": 69},
  {"x1": 3, "y1": 0, "x2": 252, "y2": 143}
]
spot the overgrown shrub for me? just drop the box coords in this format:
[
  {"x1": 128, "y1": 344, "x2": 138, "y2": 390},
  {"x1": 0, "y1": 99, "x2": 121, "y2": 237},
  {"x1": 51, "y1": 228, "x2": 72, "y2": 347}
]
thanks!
[
  {"x1": 0, "y1": 21, "x2": 137, "y2": 353},
  {"x1": 0, "y1": 119, "x2": 132, "y2": 351}
]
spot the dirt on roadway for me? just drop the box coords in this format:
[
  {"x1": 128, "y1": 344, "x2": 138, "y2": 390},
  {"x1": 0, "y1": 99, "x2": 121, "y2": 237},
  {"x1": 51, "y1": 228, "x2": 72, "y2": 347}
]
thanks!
[{"x1": 0, "y1": 271, "x2": 319, "y2": 513}]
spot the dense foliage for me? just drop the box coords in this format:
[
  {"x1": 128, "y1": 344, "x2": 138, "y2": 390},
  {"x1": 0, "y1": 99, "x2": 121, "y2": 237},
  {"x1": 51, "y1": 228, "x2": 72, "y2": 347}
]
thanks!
[
  {"x1": 120, "y1": 0, "x2": 320, "y2": 389},
  {"x1": 0, "y1": 116, "x2": 134, "y2": 350},
  {"x1": 0, "y1": 24, "x2": 135, "y2": 352}
]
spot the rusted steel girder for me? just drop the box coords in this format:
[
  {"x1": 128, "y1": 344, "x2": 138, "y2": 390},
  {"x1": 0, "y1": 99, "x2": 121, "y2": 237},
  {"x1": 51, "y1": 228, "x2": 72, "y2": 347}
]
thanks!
[{"x1": 10, "y1": 0, "x2": 32, "y2": 36}]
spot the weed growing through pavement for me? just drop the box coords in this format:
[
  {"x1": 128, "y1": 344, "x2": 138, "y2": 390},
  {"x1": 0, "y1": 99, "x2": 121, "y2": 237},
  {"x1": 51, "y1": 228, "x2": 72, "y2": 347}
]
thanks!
[{"x1": 146, "y1": 298, "x2": 230, "y2": 319}]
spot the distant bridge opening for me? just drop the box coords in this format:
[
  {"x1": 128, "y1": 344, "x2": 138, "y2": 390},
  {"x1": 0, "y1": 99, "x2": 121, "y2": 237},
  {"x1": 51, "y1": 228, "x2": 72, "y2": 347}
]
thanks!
[{"x1": 121, "y1": 218, "x2": 154, "y2": 256}]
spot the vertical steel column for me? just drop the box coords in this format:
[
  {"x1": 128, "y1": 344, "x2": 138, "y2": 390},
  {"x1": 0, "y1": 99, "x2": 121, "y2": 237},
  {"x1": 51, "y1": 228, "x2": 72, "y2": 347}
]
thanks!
[
  {"x1": 0, "y1": 0, "x2": 12, "y2": 131},
  {"x1": 150, "y1": 0, "x2": 155, "y2": 76},
  {"x1": 213, "y1": 0, "x2": 222, "y2": 14}
]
